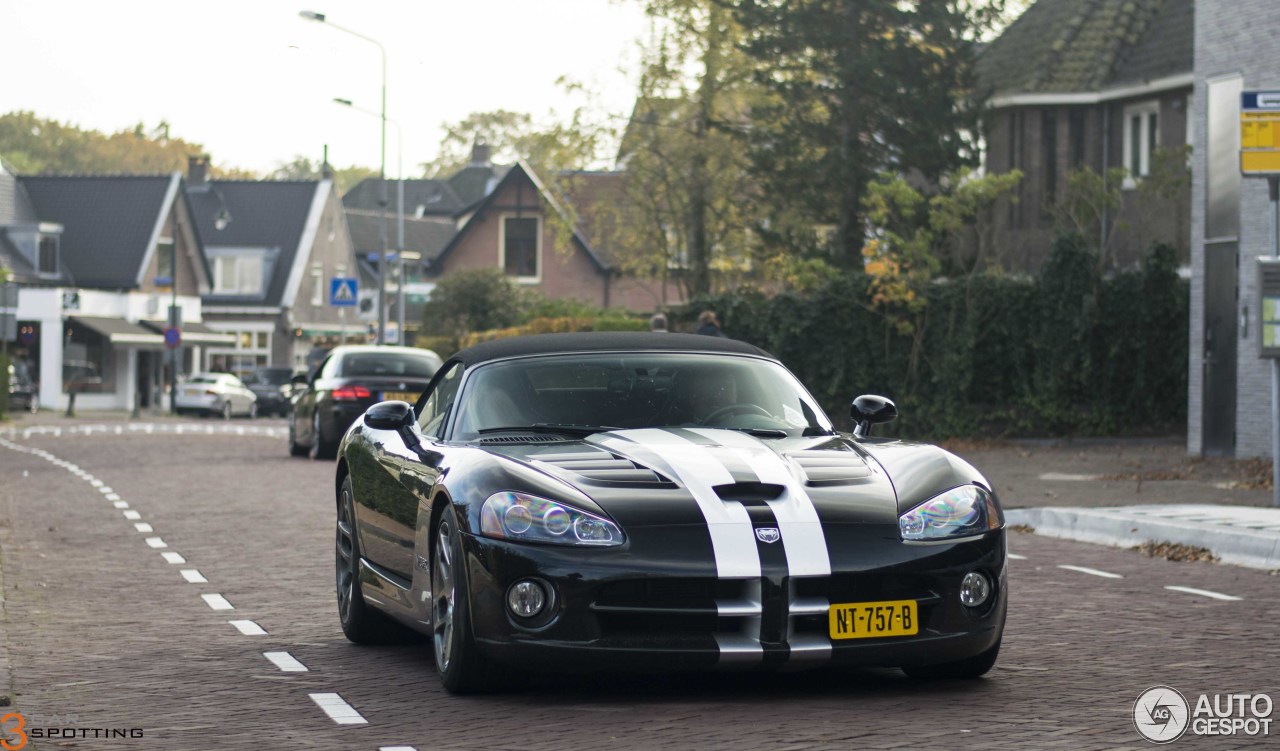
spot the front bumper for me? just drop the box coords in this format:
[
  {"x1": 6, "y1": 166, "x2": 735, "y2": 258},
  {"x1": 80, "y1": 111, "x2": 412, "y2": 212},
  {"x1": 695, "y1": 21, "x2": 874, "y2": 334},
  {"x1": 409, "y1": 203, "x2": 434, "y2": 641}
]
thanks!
[{"x1": 461, "y1": 527, "x2": 1006, "y2": 673}]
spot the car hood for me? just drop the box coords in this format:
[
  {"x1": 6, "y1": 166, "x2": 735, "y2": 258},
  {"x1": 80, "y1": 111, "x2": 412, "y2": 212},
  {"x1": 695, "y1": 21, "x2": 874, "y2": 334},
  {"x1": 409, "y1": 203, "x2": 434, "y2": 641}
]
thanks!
[{"x1": 482, "y1": 427, "x2": 904, "y2": 529}]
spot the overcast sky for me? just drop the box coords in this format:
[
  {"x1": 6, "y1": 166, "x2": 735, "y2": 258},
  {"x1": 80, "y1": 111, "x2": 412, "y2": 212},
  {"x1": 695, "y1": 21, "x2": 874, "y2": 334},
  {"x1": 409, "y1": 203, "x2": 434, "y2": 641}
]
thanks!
[{"x1": 2, "y1": 0, "x2": 649, "y2": 175}]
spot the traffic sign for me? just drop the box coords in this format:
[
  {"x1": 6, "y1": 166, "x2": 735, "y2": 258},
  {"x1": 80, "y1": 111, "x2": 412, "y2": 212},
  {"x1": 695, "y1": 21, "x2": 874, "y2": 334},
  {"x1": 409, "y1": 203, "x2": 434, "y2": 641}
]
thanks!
[
  {"x1": 330, "y1": 277, "x2": 358, "y2": 307},
  {"x1": 163, "y1": 326, "x2": 181, "y2": 349},
  {"x1": 1241, "y1": 91, "x2": 1280, "y2": 175}
]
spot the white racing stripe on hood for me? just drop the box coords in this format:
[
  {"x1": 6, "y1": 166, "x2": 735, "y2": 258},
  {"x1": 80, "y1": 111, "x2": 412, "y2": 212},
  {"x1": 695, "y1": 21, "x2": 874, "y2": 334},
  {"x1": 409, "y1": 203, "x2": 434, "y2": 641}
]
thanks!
[
  {"x1": 688, "y1": 429, "x2": 832, "y2": 577},
  {"x1": 596, "y1": 430, "x2": 761, "y2": 579}
]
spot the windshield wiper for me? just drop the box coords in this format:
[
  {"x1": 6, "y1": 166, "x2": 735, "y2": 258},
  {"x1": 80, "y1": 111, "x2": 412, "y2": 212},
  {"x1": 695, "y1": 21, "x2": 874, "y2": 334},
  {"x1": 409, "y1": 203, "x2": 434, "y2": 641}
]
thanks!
[{"x1": 477, "y1": 423, "x2": 624, "y2": 437}]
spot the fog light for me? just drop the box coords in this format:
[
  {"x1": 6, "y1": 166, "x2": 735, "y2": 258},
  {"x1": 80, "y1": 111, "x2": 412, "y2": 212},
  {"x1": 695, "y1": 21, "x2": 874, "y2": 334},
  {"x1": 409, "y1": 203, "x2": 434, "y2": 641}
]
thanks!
[
  {"x1": 959, "y1": 571, "x2": 991, "y2": 607},
  {"x1": 506, "y1": 579, "x2": 546, "y2": 618}
]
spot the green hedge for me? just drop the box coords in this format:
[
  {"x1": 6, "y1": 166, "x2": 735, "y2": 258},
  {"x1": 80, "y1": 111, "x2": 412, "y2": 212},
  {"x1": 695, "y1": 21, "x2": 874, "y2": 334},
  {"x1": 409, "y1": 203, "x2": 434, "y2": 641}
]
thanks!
[{"x1": 689, "y1": 238, "x2": 1188, "y2": 437}]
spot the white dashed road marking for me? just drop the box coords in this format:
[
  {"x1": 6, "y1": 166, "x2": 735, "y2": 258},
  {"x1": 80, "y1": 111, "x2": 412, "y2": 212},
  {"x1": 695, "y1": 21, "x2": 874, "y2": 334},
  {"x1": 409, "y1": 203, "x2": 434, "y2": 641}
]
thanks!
[
  {"x1": 145, "y1": 537, "x2": 168, "y2": 548},
  {"x1": 161, "y1": 552, "x2": 186, "y2": 564},
  {"x1": 180, "y1": 569, "x2": 208, "y2": 584},
  {"x1": 309, "y1": 693, "x2": 368, "y2": 725},
  {"x1": 229, "y1": 620, "x2": 267, "y2": 635},
  {"x1": 1164, "y1": 585, "x2": 1243, "y2": 601},
  {"x1": 1057, "y1": 564, "x2": 1123, "y2": 579},
  {"x1": 201, "y1": 594, "x2": 234, "y2": 611},
  {"x1": 380, "y1": 747, "x2": 419, "y2": 751},
  {"x1": 105, "y1": 493, "x2": 121, "y2": 501},
  {"x1": 133, "y1": 522, "x2": 154, "y2": 533},
  {"x1": 114, "y1": 501, "x2": 130, "y2": 509},
  {"x1": 123, "y1": 510, "x2": 141, "y2": 520},
  {"x1": 263, "y1": 651, "x2": 308, "y2": 672},
  {"x1": 1008, "y1": 553, "x2": 1027, "y2": 560}
]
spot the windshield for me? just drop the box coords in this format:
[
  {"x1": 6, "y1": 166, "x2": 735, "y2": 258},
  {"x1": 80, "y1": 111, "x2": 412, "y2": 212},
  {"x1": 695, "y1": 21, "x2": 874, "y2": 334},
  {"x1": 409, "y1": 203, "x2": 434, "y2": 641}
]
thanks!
[
  {"x1": 341, "y1": 352, "x2": 439, "y2": 378},
  {"x1": 452, "y1": 353, "x2": 832, "y2": 440}
]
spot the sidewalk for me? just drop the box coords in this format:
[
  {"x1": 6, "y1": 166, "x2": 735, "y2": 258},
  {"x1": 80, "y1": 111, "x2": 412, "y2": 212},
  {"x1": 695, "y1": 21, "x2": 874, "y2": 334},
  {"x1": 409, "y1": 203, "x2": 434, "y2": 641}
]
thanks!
[{"x1": 952, "y1": 437, "x2": 1280, "y2": 571}]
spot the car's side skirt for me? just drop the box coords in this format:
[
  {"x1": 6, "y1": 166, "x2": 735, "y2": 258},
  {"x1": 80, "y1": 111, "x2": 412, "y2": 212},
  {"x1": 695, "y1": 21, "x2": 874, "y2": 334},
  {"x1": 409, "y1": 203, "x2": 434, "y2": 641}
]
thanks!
[{"x1": 358, "y1": 557, "x2": 432, "y2": 634}]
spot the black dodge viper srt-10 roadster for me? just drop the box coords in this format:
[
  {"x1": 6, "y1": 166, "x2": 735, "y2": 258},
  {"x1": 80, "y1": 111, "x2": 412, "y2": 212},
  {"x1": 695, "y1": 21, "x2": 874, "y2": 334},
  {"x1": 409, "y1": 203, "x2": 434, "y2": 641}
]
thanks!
[{"x1": 333, "y1": 332, "x2": 1006, "y2": 693}]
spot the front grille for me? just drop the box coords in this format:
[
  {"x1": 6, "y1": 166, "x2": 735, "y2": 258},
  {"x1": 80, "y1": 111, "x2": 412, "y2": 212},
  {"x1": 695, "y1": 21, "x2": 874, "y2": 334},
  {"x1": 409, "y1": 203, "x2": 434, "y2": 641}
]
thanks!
[{"x1": 592, "y1": 578, "x2": 759, "y2": 640}]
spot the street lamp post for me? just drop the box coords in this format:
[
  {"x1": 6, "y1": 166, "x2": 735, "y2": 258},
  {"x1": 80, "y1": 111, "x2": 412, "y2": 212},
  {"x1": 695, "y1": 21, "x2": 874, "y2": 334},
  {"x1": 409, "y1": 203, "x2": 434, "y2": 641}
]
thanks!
[
  {"x1": 300, "y1": 10, "x2": 388, "y2": 345},
  {"x1": 333, "y1": 97, "x2": 407, "y2": 344}
]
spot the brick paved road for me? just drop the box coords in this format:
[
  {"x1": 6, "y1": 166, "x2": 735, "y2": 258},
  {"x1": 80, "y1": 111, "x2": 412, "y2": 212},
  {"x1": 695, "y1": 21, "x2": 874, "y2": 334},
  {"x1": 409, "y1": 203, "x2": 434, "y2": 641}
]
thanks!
[{"x1": 0, "y1": 426, "x2": 1276, "y2": 750}]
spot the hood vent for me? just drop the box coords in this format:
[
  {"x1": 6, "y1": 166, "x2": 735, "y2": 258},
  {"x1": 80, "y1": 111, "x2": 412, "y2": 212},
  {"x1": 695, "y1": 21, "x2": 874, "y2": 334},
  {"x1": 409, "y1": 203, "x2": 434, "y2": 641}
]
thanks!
[
  {"x1": 788, "y1": 451, "x2": 873, "y2": 486},
  {"x1": 530, "y1": 449, "x2": 674, "y2": 488},
  {"x1": 479, "y1": 434, "x2": 566, "y2": 445}
]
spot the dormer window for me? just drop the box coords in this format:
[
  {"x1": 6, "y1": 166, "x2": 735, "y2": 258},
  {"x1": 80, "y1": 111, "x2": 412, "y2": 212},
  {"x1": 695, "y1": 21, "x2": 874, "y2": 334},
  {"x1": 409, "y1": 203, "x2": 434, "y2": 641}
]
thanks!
[{"x1": 214, "y1": 253, "x2": 265, "y2": 295}]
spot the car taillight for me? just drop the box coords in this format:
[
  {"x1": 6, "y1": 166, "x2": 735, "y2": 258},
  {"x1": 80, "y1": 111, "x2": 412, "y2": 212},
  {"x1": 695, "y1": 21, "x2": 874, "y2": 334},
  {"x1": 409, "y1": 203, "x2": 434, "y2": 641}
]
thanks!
[{"x1": 332, "y1": 386, "x2": 372, "y2": 401}]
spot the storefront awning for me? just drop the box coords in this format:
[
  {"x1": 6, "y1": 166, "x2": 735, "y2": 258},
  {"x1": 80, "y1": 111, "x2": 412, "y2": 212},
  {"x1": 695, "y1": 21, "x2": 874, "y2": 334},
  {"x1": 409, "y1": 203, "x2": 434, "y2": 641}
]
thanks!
[
  {"x1": 139, "y1": 320, "x2": 235, "y2": 346},
  {"x1": 70, "y1": 316, "x2": 164, "y2": 346}
]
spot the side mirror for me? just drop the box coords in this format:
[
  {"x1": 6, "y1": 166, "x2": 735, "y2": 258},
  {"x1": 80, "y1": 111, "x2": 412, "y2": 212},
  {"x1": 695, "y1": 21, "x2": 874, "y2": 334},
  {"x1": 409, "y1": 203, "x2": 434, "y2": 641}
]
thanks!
[
  {"x1": 364, "y1": 400, "x2": 415, "y2": 431},
  {"x1": 850, "y1": 394, "x2": 897, "y2": 438},
  {"x1": 290, "y1": 374, "x2": 309, "y2": 388}
]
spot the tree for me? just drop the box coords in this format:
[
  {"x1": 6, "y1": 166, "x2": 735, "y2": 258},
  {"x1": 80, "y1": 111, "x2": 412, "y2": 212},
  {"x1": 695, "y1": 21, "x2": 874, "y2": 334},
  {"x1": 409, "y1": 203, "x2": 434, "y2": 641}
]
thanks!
[
  {"x1": 269, "y1": 156, "x2": 378, "y2": 196},
  {"x1": 597, "y1": 0, "x2": 761, "y2": 299},
  {"x1": 0, "y1": 111, "x2": 249, "y2": 176},
  {"x1": 722, "y1": 0, "x2": 1007, "y2": 261},
  {"x1": 420, "y1": 268, "x2": 528, "y2": 351},
  {"x1": 420, "y1": 90, "x2": 613, "y2": 178}
]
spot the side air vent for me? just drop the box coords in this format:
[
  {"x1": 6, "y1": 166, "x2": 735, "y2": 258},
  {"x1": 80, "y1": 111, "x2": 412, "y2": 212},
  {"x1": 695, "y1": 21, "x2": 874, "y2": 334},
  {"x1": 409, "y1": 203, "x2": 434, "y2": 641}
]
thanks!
[
  {"x1": 531, "y1": 449, "x2": 674, "y2": 487},
  {"x1": 788, "y1": 451, "x2": 873, "y2": 486},
  {"x1": 478, "y1": 434, "x2": 567, "y2": 445}
]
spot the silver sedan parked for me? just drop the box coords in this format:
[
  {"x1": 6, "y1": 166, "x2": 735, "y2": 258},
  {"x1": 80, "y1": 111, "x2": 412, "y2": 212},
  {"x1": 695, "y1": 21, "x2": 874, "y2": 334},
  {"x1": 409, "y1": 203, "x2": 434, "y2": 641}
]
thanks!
[{"x1": 175, "y1": 373, "x2": 258, "y2": 419}]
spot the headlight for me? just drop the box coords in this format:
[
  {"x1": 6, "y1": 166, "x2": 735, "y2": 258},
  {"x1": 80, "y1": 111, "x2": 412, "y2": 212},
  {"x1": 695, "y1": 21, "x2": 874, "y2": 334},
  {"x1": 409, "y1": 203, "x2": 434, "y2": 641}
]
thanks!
[
  {"x1": 480, "y1": 492, "x2": 625, "y2": 547},
  {"x1": 898, "y1": 485, "x2": 1001, "y2": 541}
]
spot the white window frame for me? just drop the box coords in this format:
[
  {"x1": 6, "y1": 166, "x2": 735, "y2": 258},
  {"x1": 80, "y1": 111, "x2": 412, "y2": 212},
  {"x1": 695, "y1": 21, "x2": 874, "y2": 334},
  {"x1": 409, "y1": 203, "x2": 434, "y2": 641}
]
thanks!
[
  {"x1": 203, "y1": 322, "x2": 273, "y2": 374},
  {"x1": 499, "y1": 214, "x2": 542, "y2": 284},
  {"x1": 310, "y1": 263, "x2": 324, "y2": 306},
  {"x1": 213, "y1": 253, "x2": 265, "y2": 295},
  {"x1": 1122, "y1": 100, "x2": 1160, "y2": 188}
]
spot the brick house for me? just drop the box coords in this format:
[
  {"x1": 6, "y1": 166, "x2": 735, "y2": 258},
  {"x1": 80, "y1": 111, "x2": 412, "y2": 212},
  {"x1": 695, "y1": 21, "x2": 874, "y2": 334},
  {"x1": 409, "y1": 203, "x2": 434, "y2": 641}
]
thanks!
[
  {"x1": 976, "y1": 0, "x2": 1193, "y2": 271},
  {"x1": 187, "y1": 158, "x2": 358, "y2": 373}
]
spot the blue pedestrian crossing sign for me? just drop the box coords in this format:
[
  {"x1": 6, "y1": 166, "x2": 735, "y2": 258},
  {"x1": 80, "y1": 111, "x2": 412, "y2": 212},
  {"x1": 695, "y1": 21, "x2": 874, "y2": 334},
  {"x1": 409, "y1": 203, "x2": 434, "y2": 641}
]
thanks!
[{"x1": 329, "y1": 277, "x2": 358, "y2": 307}]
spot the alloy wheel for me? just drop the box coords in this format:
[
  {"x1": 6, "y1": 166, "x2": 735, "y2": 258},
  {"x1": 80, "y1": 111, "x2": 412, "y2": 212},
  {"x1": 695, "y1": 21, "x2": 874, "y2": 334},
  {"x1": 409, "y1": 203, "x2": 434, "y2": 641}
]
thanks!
[
  {"x1": 336, "y1": 488, "x2": 356, "y2": 623},
  {"x1": 432, "y1": 519, "x2": 456, "y2": 671}
]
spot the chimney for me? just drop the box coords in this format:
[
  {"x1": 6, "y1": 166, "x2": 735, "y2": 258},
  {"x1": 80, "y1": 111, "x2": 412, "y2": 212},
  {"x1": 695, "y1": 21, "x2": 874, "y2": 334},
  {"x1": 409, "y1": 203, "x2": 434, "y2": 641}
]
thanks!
[
  {"x1": 188, "y1": 155, "x2": 209, "y2": 188},
  {"x1": 470, "y1": 140, "x2": 492, "y2": 166}
]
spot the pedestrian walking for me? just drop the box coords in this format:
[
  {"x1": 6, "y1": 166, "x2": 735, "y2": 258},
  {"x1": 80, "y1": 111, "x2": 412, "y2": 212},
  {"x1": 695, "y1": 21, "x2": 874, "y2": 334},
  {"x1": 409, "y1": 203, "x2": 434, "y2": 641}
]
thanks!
[{"x1": 695, "y1": 310, "x2": 724, "y2": 337}]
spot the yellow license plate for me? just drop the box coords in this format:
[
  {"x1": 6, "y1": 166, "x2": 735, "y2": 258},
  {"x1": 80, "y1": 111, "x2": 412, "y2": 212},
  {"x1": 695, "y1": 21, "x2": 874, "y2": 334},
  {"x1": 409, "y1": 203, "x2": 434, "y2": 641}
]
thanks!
[
  {"x1": 829, "y1": 599, "x2": 918, "y2": 639},
  {"x1": 382, "y1": 390, "x2": 418, "y2": 403}
]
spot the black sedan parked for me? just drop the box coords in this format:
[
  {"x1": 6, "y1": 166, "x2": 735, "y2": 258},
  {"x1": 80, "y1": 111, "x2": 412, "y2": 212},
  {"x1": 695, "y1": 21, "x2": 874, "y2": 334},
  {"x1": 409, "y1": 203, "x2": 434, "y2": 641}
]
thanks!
[
  {"x1": 244, "y1": 366, "x2": 296, "y2": 417},
  {"x1": 290, "y1": 345, "x2": 442, "y2": 459},
  {"x1": 333, "y1": 333, "x2": 1007, "y2": 693}
]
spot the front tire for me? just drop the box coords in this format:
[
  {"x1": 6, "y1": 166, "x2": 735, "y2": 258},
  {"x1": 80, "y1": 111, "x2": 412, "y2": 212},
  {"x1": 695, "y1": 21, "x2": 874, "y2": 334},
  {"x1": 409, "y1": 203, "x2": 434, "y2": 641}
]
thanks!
[
  {"x1": 288, "y1": 418, "x2": 308, "y2": 456},
  {"x1": 247, "y1": 402, "x2": 258, "y2": 420},
  {"x1": 433, "y1": 505, "x2": 500, "y2": 694},
  {"x1": 903, "y1": 638, "x2": 1001, "y2": 680},
  {"x1": 220, "y1": 400, "x2": 233, "y2": 420},
  {"x1": 336, "y1": 475, "x2": 398, "y2": 644}
]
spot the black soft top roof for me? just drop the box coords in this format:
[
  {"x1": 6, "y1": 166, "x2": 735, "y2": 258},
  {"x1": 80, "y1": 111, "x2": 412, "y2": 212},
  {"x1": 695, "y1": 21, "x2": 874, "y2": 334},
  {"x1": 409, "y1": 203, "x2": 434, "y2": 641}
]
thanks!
[{"x1": 454, "y1": 332, "x2": 773, "y2": 366}]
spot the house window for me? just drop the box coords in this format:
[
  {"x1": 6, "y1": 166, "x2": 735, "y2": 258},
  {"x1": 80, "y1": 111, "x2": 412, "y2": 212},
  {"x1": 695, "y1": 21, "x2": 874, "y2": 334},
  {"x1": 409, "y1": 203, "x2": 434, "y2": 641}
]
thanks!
[
  {"x1": 155, "y1": 239, "x2": 175, "y2": 285},
  {"x1": 205, "y1": 326, "x2": 271, "y2": 376},
  {"x1": 1069, "y1": 109, "x2": 1087, "y2": 169},
  {"x1": 38, "y1": 235, "x2": 59, "y2": 275},
  {"x1": 1041, "y1": 109, "x2": 1058, "y2": 209},
  {"x1": 502, "y1": 216, "x2": 539, "y2": 279},
  {"x1": 1123, "y1": 101, "x2": 1160, "y2": 186},
  {"x1": 311, "y1": 263, "x2": 323, "y2": 306},
  {"x1": 213, "y1": 254, "x2": 264, "y2": 295}
]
